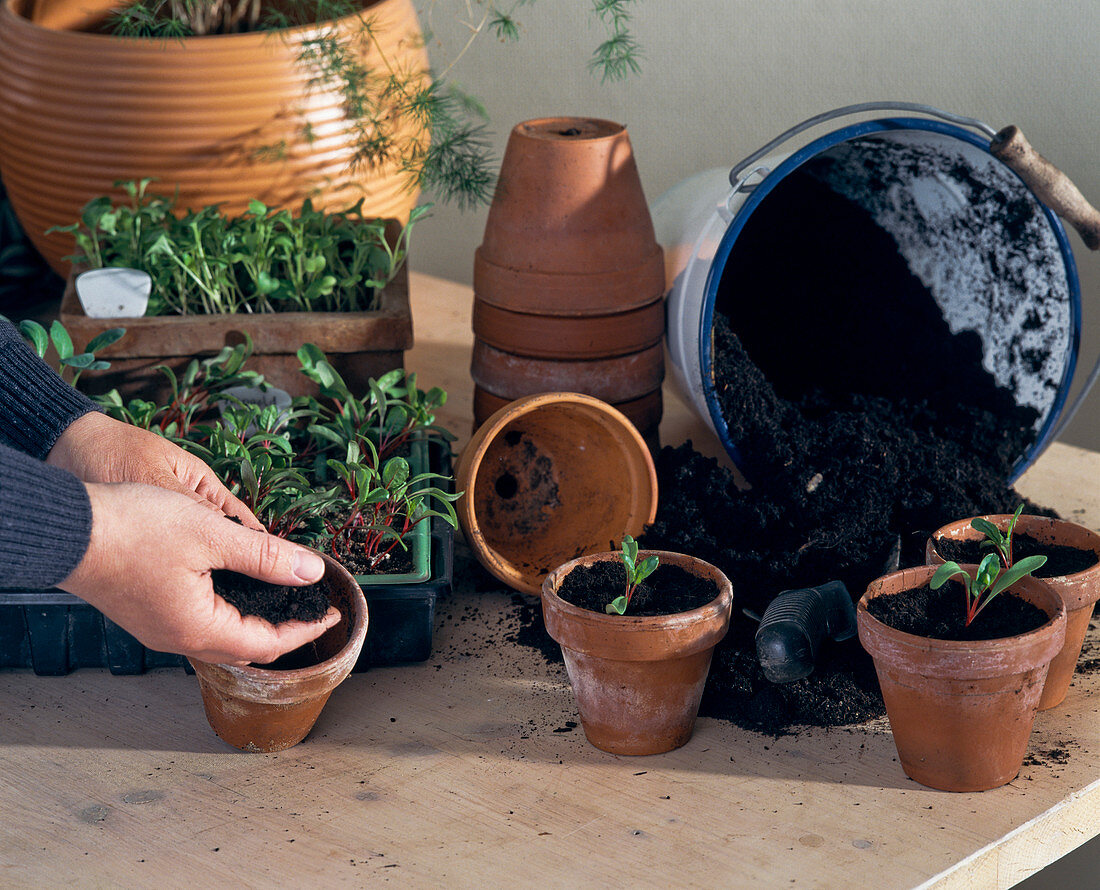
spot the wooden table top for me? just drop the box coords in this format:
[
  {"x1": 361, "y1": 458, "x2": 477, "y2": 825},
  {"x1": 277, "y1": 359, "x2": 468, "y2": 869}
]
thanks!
[{"x1": 1, "y1": 271, "x2": 1097, "y2": 889}]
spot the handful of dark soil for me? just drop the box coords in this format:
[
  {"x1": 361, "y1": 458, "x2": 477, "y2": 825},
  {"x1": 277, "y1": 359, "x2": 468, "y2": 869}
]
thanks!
[{"x1": 212, "y1": 570, "x2": 330, "y2": 625}]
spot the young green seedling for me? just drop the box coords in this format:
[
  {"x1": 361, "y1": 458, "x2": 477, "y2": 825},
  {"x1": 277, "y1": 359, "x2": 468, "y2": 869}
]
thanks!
[
  {"x1": 971, "y1": 503, "x2": 1025, "y2": 568},
  {"x1": 605, "y1": 534, "x2": 659, "y2": 615},
  {"x1": 2, "y1": 316, "x2": 124, "y2": 387},
  {"x1": 930, "y1": 550, "x2": 1047, "y2": 627}
]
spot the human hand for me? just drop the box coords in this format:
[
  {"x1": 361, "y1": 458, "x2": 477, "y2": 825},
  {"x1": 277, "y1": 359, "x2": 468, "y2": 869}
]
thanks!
[
  {"x1": 59, "y1": 481, "x2": 340, "y2": 665},
  {"x1": 47, "y1": 410, "x2": 262, "y2": 530}
]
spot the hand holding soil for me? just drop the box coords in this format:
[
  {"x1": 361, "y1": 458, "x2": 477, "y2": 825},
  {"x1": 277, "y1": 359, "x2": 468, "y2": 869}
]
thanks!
[{"x1": 58, "y1": 481, "x2": 338, "y2": 665}]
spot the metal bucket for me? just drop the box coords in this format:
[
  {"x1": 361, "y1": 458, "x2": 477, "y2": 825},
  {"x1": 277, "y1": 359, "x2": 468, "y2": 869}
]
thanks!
[{"x1": 654, "y1": 102, "x2": 1088, "y2": 481}]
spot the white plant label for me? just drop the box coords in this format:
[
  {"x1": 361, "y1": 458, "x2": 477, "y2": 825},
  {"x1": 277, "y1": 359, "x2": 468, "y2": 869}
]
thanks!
[{"x1": 75, "y1": 267, "x2": 152, "y2": 318}]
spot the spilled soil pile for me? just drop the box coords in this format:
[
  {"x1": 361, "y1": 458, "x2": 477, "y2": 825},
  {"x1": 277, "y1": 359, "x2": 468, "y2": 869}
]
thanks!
[
  {"x1": 505, "y1": 165, "x2": 1068, "y2": 735},
  {"x1": 638, "y1": 168, "x2": 1055, "y2": 734}
]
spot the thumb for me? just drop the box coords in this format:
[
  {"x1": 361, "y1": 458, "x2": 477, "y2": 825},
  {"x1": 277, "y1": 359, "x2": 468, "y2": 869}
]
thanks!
[{"x1": 215, "y1": 522, "x2": 327, "y2": 586}]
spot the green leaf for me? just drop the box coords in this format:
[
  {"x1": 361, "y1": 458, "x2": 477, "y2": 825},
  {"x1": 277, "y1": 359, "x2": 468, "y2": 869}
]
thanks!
[
  {"x1": 989, "y1": 555, "x2": 1048, "y2": 598},
  {"x1": 61, "y1": 352, "x2": 97, "y2": 369},
  {"x1": 17, "y1": 319, "x2": 49, "y2": 358},
  {"x1": 633, "y1": 554, "x2": 659, "y2": 586},
  {"x1": 930, "y1": 561, "x2": 967, "y2": 592},
  {"x1": 605, "y1": 595, "x2": 628, "y2": 615},
  {"x1": 620, "y1": 534, "x2": 639, "y2": 578},
  {"x1": 382, "y1": 456, "x2": 409, "y2": 489},
  {"x1": 970, "y1": 518, "x2": 1004, "y2": 546},
  {"x1": 85, "y1": 327, "x2": 126, "y2": 354},
  {"x1": 49, "y1": 320, "x2": 74, "y2": 360},
  {"x1": 975, "y1": 553, "x2": 1002, "y2": 591}
]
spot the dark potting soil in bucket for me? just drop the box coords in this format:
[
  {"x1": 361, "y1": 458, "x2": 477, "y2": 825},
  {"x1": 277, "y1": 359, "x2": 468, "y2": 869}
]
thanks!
[{"x1": 636, "y1": 166, "x2": 1061, "y2": 735}]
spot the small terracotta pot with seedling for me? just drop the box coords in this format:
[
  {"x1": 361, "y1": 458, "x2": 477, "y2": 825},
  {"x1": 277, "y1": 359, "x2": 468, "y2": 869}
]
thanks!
[
  {"x1": 857, "y1": 556, "x2": 1065, "y2": 792},
  {"x1": 926, "y1": 506, "x2": 1100, "y2": 710},
  {"x1": 541, "y1": 537, "x2": 734, "y2": 756}
]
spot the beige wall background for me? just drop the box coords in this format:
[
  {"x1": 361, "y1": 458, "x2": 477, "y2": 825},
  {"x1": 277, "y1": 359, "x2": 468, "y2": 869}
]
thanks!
[{"x1": 411, "y1": 0, "x2": 1100, "y2": 456}]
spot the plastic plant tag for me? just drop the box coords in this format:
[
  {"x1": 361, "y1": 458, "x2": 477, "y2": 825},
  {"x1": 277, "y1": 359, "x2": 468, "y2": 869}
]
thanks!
[
  {"x1": 216, "y1": 385, "x2": 293, "y2": 434},
  {"x1": 75, "y1": 268, "x2": 152, "y2": 318}
]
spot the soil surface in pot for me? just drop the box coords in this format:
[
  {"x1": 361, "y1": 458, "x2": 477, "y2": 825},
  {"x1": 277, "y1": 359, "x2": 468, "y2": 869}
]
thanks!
[
  {"x1": 557, "y1": 561, "x2": 716, "y2": 616},
  {"x1": 935, "y1": 535, "x2": 1099, "y2": 578},
  {"x1": 335, "y1": 537, "x2": 415, "y2": 576},
  {"x1": 866, "y1": 582, "x2": 1049, "y2": 641},
  {"x1": 212, "y1": 570, "x2": 330, "y2": 625}
]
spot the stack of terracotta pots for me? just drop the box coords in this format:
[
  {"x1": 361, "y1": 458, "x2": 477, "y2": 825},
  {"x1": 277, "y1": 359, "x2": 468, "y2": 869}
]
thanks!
[{"x1": 471, "y1": 117, "x2": 666, "y2": 445}]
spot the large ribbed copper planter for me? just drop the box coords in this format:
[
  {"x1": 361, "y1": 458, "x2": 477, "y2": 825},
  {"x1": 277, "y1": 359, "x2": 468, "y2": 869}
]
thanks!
[{"x1": 0, "y1": 0, "x2": 427, "y2": 275}]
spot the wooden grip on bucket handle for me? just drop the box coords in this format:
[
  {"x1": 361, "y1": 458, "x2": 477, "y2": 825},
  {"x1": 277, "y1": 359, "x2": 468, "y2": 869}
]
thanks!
[{"x1": 991, "y1": 126, "x2": 1100, "y2": 250}]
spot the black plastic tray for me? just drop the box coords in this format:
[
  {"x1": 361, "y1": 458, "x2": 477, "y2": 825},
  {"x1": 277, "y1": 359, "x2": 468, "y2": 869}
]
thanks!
[{"x1": 0, "y1": 443, "x2": 455, "y2": 675}]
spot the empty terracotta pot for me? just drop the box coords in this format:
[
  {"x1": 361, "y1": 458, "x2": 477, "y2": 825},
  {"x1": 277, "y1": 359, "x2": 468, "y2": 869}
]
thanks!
[
  {"x1": 189, "y1": 554, "x2": 369, "y2": 753},
  {"x1": 541, "y1": 549, "x2": 733, "y2": 755},
  {"x1": 470, "y1": 339, "x2": 665, "y2": 406},
  {"x1": 472, "y1": 295, "x2": 665, "y2": 360},
  {"x1": 0, "y1": 0, "x2": 427, "y2": 275},
  {"x1": 926, "y1": 514, "x2": 1100, "y2": 710},
  {"x1": 455, "y1": 392, "x2": 658, "y2": 595},
  {"x1": 474, "y1": 116, "x2": 665, "y2": 316},
  {"x1": 473, "y1": 386, "x2": 663, "y2": 439},
  {"x1": 858, "y1": 565, "x2": 1065, "y2": 791}
]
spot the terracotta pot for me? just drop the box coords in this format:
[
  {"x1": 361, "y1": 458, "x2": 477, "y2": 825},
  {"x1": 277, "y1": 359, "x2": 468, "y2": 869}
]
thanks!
[
  {"x1": 0, "y1": 0, "x2": 427, "y2": 275},
  {"x1": 926, "y1": 514, "x2": 1100, "y2": 710},
  {"x1": 472, "y1": 295, "x2": 665, "y2": 360},
  {"x1": 474, "y1": 117, "x2": 665, "y2": 316},
  {"x1": 188, "y1": 554, "x2": 369, "y2": 752},
  {"x1": 473, "y1": 385, "x2": 663, "y2": 439},
  {"x1": 541, "y1": 550, "x2": 733, "y2": 755},
  {"x1": 455, "y1": 392, "x2": 658, "y2": 596},
  {"x1": 857, "y1": 565, "x2": 1065, "y2": 791},
  {"x1": 470, "y1": 339, "x2": 664, "y2": 406},
  {"x1": 58, "y1": 263, "x2": 412, "y2": 402}
]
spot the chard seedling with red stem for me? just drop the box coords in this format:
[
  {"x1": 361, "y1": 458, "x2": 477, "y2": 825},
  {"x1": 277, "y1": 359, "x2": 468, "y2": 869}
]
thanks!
[
  {"x1": 606, "y1": 535, "x2": 659, "y2": 615},
  {"x1": 971, "y1": 503, "x2": 1026, "y2": 568},
  {"x1": 930, "y1": 549, "x2": 1047, "y2": 627}
]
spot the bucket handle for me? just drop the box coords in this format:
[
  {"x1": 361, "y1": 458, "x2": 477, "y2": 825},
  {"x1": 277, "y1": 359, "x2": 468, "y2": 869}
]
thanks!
[{"x1": 729, "y1": 101, "x2": 1100, "y2": 251}]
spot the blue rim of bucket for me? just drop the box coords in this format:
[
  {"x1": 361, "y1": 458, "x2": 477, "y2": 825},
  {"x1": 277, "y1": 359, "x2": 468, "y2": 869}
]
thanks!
[{"x1": 698, "y1": 116, "x2": 1081, "y2": 483}]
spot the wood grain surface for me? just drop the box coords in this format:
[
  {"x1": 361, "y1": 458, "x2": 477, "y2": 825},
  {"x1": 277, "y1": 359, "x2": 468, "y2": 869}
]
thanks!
[{"x1": 1, "y1": 272, "x2": 1096, "y2": 889}]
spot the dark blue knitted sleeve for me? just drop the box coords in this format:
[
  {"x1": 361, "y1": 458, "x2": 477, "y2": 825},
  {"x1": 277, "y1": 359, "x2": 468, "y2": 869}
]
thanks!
[
  {"x1": 0, "y1": 320, "x2": 99, "y2": 587},
  {"x1": 0, "y1": 442, "x2": 92, "y2": 588},
  {"x1": 0, "y1": 321, "x2": 100, "y2": 458}
]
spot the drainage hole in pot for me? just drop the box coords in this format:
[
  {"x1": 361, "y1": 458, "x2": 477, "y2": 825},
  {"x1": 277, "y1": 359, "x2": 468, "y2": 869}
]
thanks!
[
  {"x1": 495, "y1": 473, "x2": 519, "y2": 499},
  {"x1": 504, "y1": 430, "x2": 523, "y2": 445}
]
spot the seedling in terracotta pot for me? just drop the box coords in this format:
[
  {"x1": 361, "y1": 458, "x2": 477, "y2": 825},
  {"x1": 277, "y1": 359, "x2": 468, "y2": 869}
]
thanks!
[
  {"x1": 971, "y1": 503, "x2": 1025, "y2": 567},
  {"x1": 605, "y1": 535, "x2": 660, "y2": 614},
  {"x1": 930, "y1": 551, "x2": 1047, "y2": 627}
]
